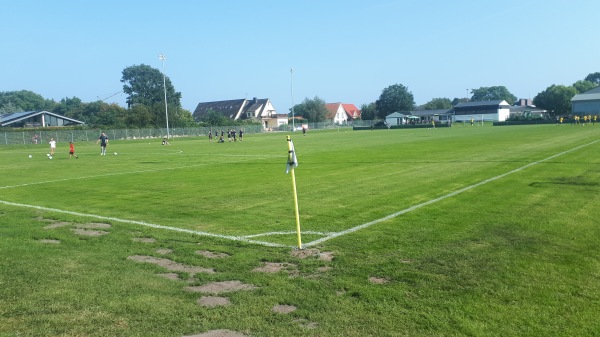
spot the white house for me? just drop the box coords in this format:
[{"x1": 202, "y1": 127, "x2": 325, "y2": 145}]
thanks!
[
  {"x1": 325, "y1": 103, "x2": 362, "y2": 125},
  {"x1": 193, "y1": 97, "x2": 287, "y2": 130}
]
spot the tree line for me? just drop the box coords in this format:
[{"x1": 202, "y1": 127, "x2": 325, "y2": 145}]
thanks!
[
  {"x1": 2, "y1": 67, "x2": 599, "y2": 127},
  {"x1": 0, "y1": 65, "x2": 259, "y2": 129},
  {"x1": 291, "y1": 72, "x2": 600, "y2": 122}
]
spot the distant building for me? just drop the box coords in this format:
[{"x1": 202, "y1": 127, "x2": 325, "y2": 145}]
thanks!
[
  {"x1": 453, "y1": 100, "x2": 511, "y2": 122},
  {"x1": 385, "y1": 109, "x2": 452, "y2": 125},
  {"x1": 325, "y1": 103, "x2": 361, "y2": 125},
  {"x1": 0, "y1": 110, "x2": 84, "y2": 127},
  {"x1": 509, "y1": 99, "x2": 546, "y2": 118},
  {"x1": 193, "y1": 97, "x2": 287, "y2": 130},
  {"x1": 571, "y1": 86, "x2": 600, "y2": 115}
]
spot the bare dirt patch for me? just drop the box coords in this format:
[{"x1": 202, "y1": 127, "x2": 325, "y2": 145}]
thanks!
[
  {"x1": 78, "y1": 223, "x2": 112, "y2": 229},
  {"x1": 196, "y1": 250, "x2": 230, "y2": 258},
  {"x1": 72, "y1": 228, "x2": 109, "y2": 236},
  {"x1": 43, "y1": 222, "x2": 71, "y2": 229},
  {"x1": 38, "y1": 239, "x2": 60, "y2": 244},
  {"x1": 369, "y1": 276, "x2": 389, "y2": 284},
  {"x1": 186, "y1": 280, "x2": 257, "y2": 294},
  {"x1": 127, "y1": 255, "x2": 215, "y2": 275},
  {"x1": 156, "y1": 248, "x2": 173, "y2": 255},
  {"x1": 253, "y1": 262, "x2": 297, "y2": 274},
  {"x1": 197, "y1": 296, "x2": 231, "y2": 308},
  {"x1": 317, "y1": 266, "x2": 332, "y2": 272},
  {"x1": 183, "y1": 330, "x2": 248, "y2": 337},
  {"x1": 157, "y1": 273, "x2": 181, "y2": 281},
  {"x1": 318, "y1": 251, "x2": 335, "y2": 261},
  {"x1": 132, "y1": 237, "x2": 156, "y2": 243},
  {"x1": 291, "y1": 248, "x2": 320, "y2": 259},
  {"x1": 272, "y1": 304, "x2": 297, "y2": 314},
  {"x1": 294, "y1": 318, "x2": 318, "y2": 329}
]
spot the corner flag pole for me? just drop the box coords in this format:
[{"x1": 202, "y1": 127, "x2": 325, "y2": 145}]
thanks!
[{"x1": 286, "y1": 135, "x2": 302, "y2": 249}]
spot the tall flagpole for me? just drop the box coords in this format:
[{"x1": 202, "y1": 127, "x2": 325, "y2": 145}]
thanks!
[
  {"x1": 287, "y1": 135, "x2": 302, "y2": 248},
  {"x1": 159, "y1": 54, "x2": 170, "y2": 139},
  {"x1": 290, "y1": 68, "x2": 295, "y2": 132}
]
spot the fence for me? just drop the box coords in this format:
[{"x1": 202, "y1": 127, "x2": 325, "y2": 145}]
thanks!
[{"x1": 0, "y1": 121, "x2": 376, "y2": 146}]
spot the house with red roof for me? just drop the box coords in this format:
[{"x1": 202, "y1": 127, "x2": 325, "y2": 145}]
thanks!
[{"x1": 325, "y1": 103, "x2": 361, "y2": 125}]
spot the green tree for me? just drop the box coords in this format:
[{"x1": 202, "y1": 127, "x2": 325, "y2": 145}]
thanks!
[
  {"x1": 199, "y1": 109, "x2": 230, "y2": 126},
  {"x1": 375, "y1": 84, "x2": 415, "y2": 118},
  {"x1": 451, "y1": 97, "x2": 468, "y2": 106},
  {"x1": 584, "y1": 72, "x2": 600, "y2": 85},
  {"x1": 0, "y1": 101, "x2": 21, "y2": 114},
  {"x1": 121, "y1": 64, "x2": 182, "y2": 127},
  {"x1": 0, "y1": 90, "x2": 56, "y2": 112},
  {"x1": 360, "y1": 102, "x2": 377, "y2": 120},
  {"x1": 533, "y1": 84, "x2": 577, "y2": 117},
  {"x1": 470, "y1": 86, "x2": 517, "y2": 104},
  {"x1": 292, "y1": 96, "x2": 329, "y2": 122},
  {"x1": 53, "y1": 97, "x2": 85, "y2": 119},
  {"x1": 572, "y1": 80, "x2": 597, "y2": 94},
  {"x1": 422, "y1": 97, "x2": 452, "y2": 110}
]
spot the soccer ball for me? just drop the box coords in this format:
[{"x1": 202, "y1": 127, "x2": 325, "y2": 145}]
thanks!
[
  {"x1": 114, "y1": 152, "x2": 117, "y2": 155},
  {"x1": 48, "y1": 156, "x2": 53, "y2": 160},
  {"x1": 46, "y1": 153, "x2": 50, "y2": 157},
  {"x1": 28, "y1": 155, "x2": 32, "y2": 158}
]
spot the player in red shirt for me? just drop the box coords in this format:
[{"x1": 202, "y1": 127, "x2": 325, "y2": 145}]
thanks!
[{"x1": 69, "y1": 142, "x2": 79, "y2": 159}]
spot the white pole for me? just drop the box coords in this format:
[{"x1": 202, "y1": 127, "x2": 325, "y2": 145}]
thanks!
[
  {"x1": 290, "y1": 67, "x2": 295, "y2": 131},
  {"x1": 159, "y1": 54, "x2": 170, "y2": 139}
]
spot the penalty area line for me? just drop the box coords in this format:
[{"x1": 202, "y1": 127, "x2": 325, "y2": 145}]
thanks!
[
  {"x1": 303, "y1": 139, "x2": 600, "y2": 248},
  {"x1": 0, "y1": 200, "x2": 291, "y2": 248}
]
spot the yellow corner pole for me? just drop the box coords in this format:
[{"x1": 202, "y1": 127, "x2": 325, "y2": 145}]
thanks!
[{"x1": 287, "y1": 135, "x2": 302, "y2": 249}]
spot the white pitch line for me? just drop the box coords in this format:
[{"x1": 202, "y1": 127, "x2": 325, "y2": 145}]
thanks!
[
  {"x1": 0, "y1": 199, "x2": 290, "y2": 248},
  {"x1": 243, "y1": 231, "x2": 331, "y2": 239},
  {"x1": 303, "y1": 139, "x2": 600, "y2": 247}
]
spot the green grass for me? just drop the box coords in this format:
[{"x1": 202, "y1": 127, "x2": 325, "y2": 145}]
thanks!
[{"x1": 1, "y1": 125, "x2": 600, "y2": 336}]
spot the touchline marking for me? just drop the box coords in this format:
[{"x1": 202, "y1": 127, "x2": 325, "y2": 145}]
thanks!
[
  {"x1": 303, "y1": 139, "x2": 600, "y2": 247},
  {"x1": 0, "y1": 199, "x2": 290, "y2": 248}
]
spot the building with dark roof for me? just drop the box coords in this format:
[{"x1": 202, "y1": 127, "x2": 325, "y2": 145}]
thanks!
[
  {"x1": 0, "y1": 110, "x2": 84, "y2": 127},
  {"x1": 571, "y1": 86, "x2": 600, "y2": 115},
  {"x1": 192, "y1": 97, "x2": 286, "y2": 129},
  {"x1": 452, "y1": 100, "x2": 511, "y2": 122}
]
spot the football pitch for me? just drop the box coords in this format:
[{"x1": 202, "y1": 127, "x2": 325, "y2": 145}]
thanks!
[{"x1": 1, "y1": 125, "x2": 600, "y2": 336}]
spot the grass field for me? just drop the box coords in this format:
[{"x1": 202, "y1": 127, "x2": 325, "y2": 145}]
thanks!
[{"x1": 1, "y1": 124, "x2": 599, "y2": 336}]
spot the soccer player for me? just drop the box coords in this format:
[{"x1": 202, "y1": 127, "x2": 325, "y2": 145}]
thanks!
[
  {"x1": 49, "y1": 138, "x2": 56, "y2": 155},
  {"x1": 96, "y1": 132, "x2": 109, "y2": 155},
  {"x1": 69, "y1": 142, "x2": 78, "y2": 159}
]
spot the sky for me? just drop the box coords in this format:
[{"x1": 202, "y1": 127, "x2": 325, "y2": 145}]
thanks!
[{"x1": 2, "y1": 0, "x2": 599, "y2": 114}]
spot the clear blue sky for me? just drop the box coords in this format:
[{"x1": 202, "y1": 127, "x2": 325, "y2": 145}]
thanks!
[{"x1": 2, "y1": 0, "x2": 598, "y2": 114}]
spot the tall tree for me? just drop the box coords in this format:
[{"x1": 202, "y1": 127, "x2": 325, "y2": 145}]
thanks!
[
  {"x1": 375, "y1": 84, "x2": 415, "y2": 118},
  {"x1": 533, "y1": 84, "x2": 577, "y2": 117},
  {"x1": 584, "y1": 72, "x2": 600, "y2": 85},
  {"x1": 360, "y1": 102, "x2": 377, "y2": 120},
  {"x1": 572, "y1": 80, "x2": 597, "y2": 94},
  {"x1": 292, "y1": 96, "x2": 329, "y2": 122},
  {"x1": 422, "y1": 97, "x2": 452, "y2": 110},
  {"x1": 470, "y1": 86, "x2": 517, "y2": 104},
  {"x1": 121, "y1": 64, "x2": 182, "y2": 128}
]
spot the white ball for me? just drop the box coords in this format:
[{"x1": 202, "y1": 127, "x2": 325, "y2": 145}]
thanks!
[
  {"x1": 48, "y1": 156, "x2": 53, "y2": 160},
  {"x1": 114, "y1": 152, "x2": 117, "y2": 155},
  {"x1": 46, "y1": 153, "x2": 50, "y2": 157},
  {"x1": 28, "y1": 155, "x2": 32, "y2": 158}
]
